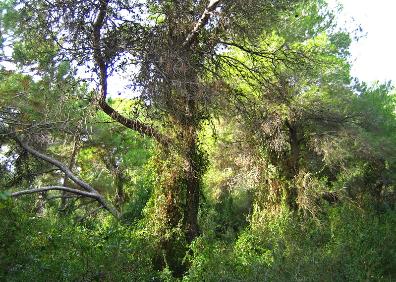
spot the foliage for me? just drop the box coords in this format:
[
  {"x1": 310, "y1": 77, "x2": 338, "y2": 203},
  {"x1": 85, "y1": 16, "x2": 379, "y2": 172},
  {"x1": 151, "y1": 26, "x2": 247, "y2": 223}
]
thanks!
[
  {"x1": 0, "y1": 200, "x2": 159, "y2": 281},
  {"x1": 185, "y1": 204, "x2": 396, "y2": 281}
]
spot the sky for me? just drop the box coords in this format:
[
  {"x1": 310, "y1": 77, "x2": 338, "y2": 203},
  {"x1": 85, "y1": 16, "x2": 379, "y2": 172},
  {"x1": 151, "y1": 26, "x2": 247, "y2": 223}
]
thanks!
[{"x1": 329, "y1": 0, "x2": 396, "y2": 83}]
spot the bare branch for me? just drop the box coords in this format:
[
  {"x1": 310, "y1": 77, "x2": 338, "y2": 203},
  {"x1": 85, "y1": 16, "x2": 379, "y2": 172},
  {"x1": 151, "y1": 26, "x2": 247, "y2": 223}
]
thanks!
[
  {"x1": 183, "y1": 0, "x2": 222, "y2": 48},
  {"x1": 218, "y1": 41, "x2": 277, "y2": 60},
  {"x1": 11, "y1": 186, "x2": 97, "y2": 198}
]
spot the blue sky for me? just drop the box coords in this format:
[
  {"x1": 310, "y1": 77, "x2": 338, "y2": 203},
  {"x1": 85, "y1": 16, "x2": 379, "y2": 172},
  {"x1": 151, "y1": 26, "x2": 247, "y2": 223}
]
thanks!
[{"x1": 329, "y1": 0, "x2": 396, "y2": 83}]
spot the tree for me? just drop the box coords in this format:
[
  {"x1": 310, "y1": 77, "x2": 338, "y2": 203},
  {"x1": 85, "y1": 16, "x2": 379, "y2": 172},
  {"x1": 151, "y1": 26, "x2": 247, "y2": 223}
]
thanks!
[{"x1": 5, "y1": 0, "x2": 308, "y2": 231}]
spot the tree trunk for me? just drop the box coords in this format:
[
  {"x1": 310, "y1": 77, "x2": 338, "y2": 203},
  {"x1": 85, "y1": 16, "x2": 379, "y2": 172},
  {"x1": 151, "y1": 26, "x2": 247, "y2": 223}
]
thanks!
[
  {"x1": 181, "y1": 76, "x2": 204, "y2": 242},
  {"x1": 285, "y1": 121, "x2": 300, "y2": 211},
  {"x1": 184, "y1": 135, "x2": 201, "y2": 242},
  {"x1": 158, "y1": 125, "x2": 203, "y2": 276}
]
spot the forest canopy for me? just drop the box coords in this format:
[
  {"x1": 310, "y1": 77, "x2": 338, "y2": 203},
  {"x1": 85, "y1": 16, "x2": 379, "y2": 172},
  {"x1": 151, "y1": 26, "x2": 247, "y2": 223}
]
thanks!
[{"x1": 0, "y1": 0, "x2": 395, "y2": 280}]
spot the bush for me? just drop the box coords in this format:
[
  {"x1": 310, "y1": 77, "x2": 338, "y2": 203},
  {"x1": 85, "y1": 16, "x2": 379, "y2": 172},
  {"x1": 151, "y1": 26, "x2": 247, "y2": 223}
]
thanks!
[
  {"x1": 184, "y1": 204, "x2": 396, "y2": 281},
  {"x1": 0, "y1": 200, "x2": 159, "y2": 281}
]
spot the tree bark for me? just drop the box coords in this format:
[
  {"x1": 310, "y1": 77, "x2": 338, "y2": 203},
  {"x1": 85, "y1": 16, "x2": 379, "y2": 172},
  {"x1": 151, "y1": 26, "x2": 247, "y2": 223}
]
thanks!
[
  {"x1": 184, "y1": 135, "x2": 201, "y2": 242},
  {"x1": 285, "y1": 120, "x2": 300, "y2": 210}
]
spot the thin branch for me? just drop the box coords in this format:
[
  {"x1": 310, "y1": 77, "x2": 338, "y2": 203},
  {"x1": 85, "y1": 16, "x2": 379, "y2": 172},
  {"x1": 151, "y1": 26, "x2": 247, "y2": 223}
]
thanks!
[{"x1": 183, "y1": 0, "x2": 222, "y2": 48}]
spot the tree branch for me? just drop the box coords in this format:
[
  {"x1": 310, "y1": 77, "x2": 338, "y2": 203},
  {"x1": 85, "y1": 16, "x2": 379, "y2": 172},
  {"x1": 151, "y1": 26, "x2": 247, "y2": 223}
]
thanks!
[
  {"x1": 11, "y1": 186, "x2": 97, "y2": 198},
  {"x1": 183, "y1": 0, "x2": 222, "y2": 48},
  {"x1": 92, "y1": 0, "x2": 170, "y2": 146}
]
